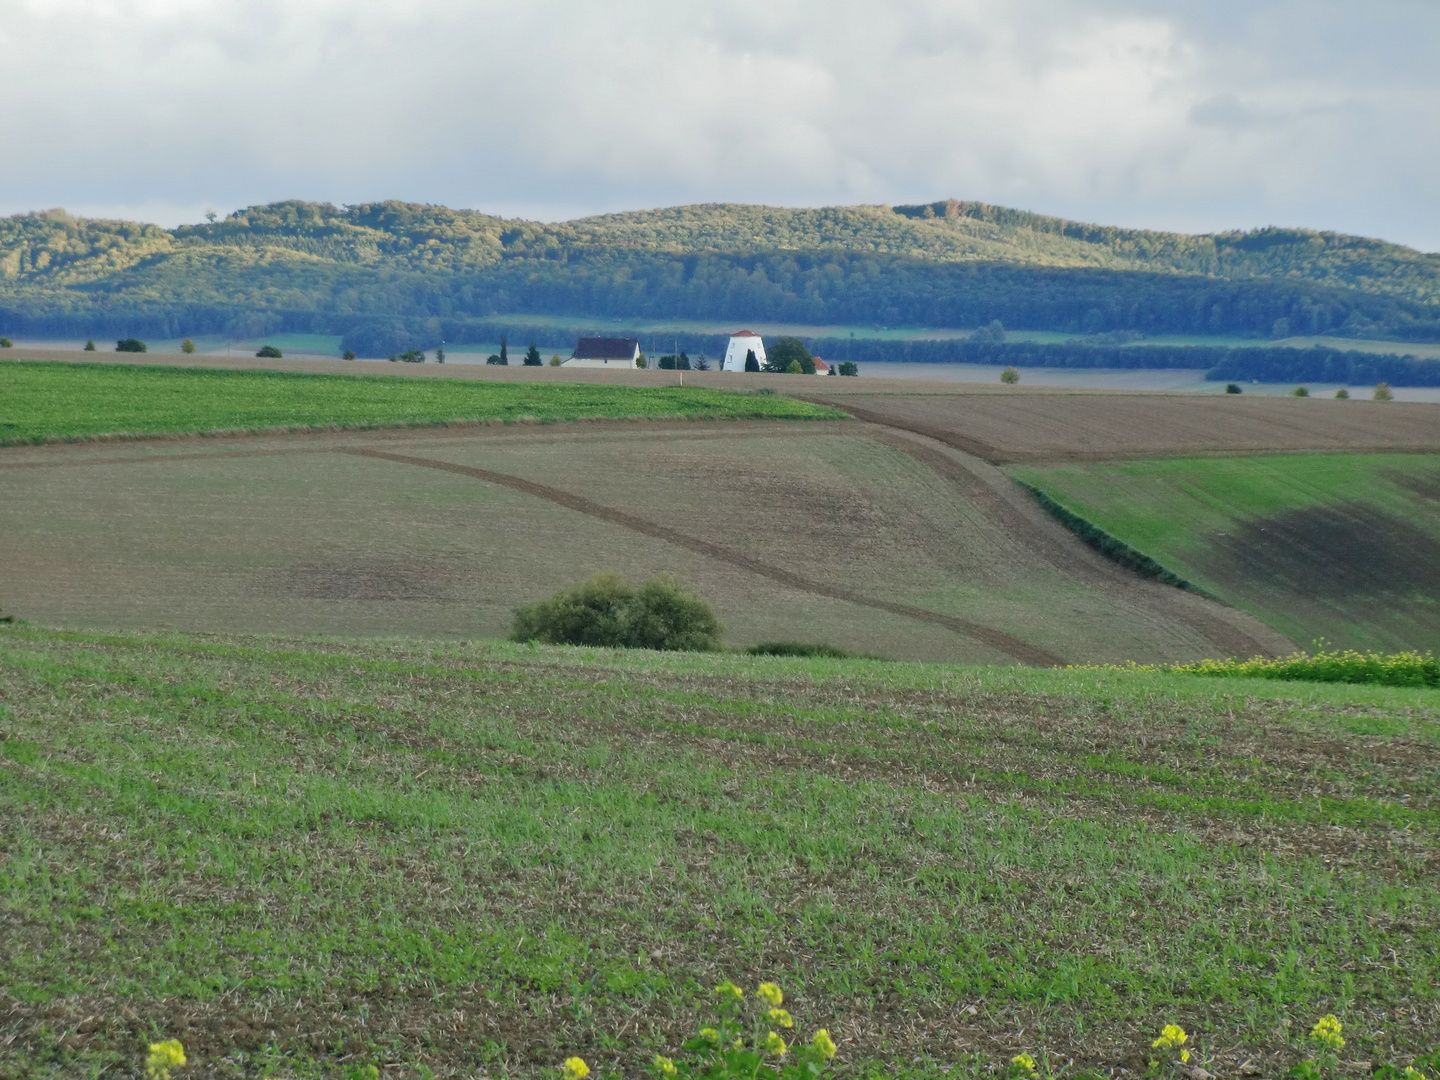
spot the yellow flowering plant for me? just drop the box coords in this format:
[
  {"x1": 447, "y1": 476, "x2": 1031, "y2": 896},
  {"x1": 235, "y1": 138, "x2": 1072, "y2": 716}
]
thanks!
[
  {"x1": 145, "y1": 1039, "x2": 187, "y2": 1080},
  {"x1": 1148, "y1": 1023, "x2": 1193, "y2": 1075},
  {"x1": 1006, "y1": 1051, "x2": 1039, "y2": 1078},
  {"x1": 636, "y1": 979, "x2": 838, "y2": 1080}
]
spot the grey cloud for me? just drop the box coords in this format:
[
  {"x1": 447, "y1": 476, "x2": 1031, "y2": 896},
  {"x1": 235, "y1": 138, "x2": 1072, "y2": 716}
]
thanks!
[{"x1": 1, "y1": 0, "x2": 1437, "y2": 249}]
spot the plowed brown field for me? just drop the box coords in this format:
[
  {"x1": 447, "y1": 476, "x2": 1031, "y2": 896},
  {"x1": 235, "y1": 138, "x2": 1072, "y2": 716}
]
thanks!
[
  {"x1": 802, "y1": 391, "x2": 1440, "y2": 463},
  {"x1": 0, "y1": 419, "x2": 1288, "y2": 665}
]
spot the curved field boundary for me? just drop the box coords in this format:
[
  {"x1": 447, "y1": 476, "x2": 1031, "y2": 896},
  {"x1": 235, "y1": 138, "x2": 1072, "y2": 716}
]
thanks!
[
  {"x1": 851, "y1": 427, "x2": 1292, "y2": 660},
  {"x1": 341, "y1": 446, "x2": 1063, "y2": 666}
]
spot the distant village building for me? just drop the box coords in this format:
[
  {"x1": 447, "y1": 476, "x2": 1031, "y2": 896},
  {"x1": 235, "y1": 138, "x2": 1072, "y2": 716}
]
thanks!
[
  {"x1": 721, "y1": 331, "x2": 765, "y2": 372},
  {"x1": 812, "y1": 357, "x2": 832, "y2": 375},
  {"x1": 567, "y1": 337, "x2": 641, "y2": 368}
]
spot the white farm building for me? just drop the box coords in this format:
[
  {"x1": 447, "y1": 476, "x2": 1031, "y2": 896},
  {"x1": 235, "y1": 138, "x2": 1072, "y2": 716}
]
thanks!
[
  {"x1": 721, "y1": 331, "x2": 766, "y2": 372},
  {"x1": 566, "y1": 337, "x2": 641, "y2": 368}
]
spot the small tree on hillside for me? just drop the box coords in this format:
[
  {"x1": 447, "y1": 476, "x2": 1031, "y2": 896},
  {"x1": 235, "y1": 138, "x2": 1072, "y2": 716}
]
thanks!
[
  {"x1": 436, "y1": 344, "x2": 446, "y2": 363},
  {"x1": 180, "y1": 339, "x2": 196, "y2": 354},
  {"x1": 84, "y1": 340, "x2": 96, "y2": 351},
  {"x1": 766, "y1": 336, "x2": 814, "y2": 373},
  {"x1": 1000, "y1": 366, "x2": 1019, "y2": 384},
  {"x1": 838, "y1": 361, "x2": 858, "y2": 376},
  {"x1": 1374, "y1": 383, "x2": 1393, "y2": 401},
  {"x1": 524, "y1": 341, "x2": 542, "y2": 366},
  {"x1": 499, "y1": 337, "x2": 508, "y2": 365},
  {"x1": 116, "y1": 339, "x2": 147, "y2": 353},
  {"x1": 256, "y1": 345, "x2": 282, "y2": 358}
]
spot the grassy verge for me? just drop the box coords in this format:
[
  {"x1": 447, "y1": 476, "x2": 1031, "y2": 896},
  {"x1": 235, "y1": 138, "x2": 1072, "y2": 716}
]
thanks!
[
  {"x1": 0, "y1": 362, "x2": 840, "y2": 444},
  {"x1": 2, "y1": 626, "x2": 1438, "y2": 1078}
]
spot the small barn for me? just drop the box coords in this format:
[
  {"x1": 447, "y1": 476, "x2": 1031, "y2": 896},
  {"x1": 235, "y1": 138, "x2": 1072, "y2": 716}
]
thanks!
[
  {"x1": 567, "y1": 337, "x2": 641, "y2": 368},
  {"x1": 721, "y1": 331, "x2": 766, "y2": 373},
  {"x1": 812, "y1": 357, "x2": 832, "y2": 375}
]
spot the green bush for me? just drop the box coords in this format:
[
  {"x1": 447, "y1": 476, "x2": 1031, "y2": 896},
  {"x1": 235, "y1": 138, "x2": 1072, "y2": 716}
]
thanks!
[
  {"x1": 511, "y1": 572, "x2": 722, "y2": 651},
  {"x1": 745, "y1": 641, "x2": 852, "y2": 658},
  {"x1": 115, "y1": 338, "x2": 146, "y2": 352},
  {"x1": 1293, "y1": 385, "x2": 1309, "y2": 397},
  {"x1": 180, "y1": 339, "x2": 196, "y2": 354},
  {"x1": 256, "y1": 345, "x2": 283, "y2": 358},
  {"x1": 1335, "y1": 387, "x2": 1349, "y2": 399},
  {"x1": 1225, "y1": 382, "x2": 1242, "y2": 394},
  {"x1": 837, "y1": 361, "x2": 858, "y2": 376},
  {"x1": 83, "y1": 340, "x2": 96, "y2": 351},
  {"x1": 1375, "y1": 382, "x2": 1394, "y2": 401},
  {"x1": 1000, "y1": 366, "x2": 1019, "y2": 384}
]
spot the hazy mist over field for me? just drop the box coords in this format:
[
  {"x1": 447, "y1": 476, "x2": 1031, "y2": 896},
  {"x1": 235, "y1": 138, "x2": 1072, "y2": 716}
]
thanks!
[{"x1": 2, "y1": 0, "x2": 1437, "y2": 249}]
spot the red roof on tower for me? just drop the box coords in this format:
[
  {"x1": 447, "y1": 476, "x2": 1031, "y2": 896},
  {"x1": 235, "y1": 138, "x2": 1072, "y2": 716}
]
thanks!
[{"x1": 730, "y1": 330, "x2": 760, "y2": 337}]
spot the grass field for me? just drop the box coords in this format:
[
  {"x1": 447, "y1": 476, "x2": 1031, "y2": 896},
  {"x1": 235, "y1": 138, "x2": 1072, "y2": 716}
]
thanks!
[
  {"x1": 1, "y1": 624, "x2": 1437, "y2": 1079},
  {"x1": 1010, "y1": 454, "x2": 1440, "y2": 653},
  {"x1": 0, "y1": 362, "x2": 838, "y2": 445}
]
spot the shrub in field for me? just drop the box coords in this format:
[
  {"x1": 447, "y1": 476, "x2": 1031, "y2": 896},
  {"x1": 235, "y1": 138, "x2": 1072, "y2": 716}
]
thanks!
[
  {"x1": 551, "y1": 354, "x2": 563, "y2": 366},
  {"x1": 1173, "y1": 647, "x2": 1440, "y2": 688},
  {"x1": 525, "y1": 341, "x2": 543, "y2": 366},
  {"x1": 1225, "y1": 382, "x2": 1242, "y2": 393},
  {"x1": 1375, "y1": 382, "x2": 1394, "y2": 401},
  {"x1": 1335, "y1": 387, "x2": 1349, "y2": 399},
  {"x1": 837, "y1": 361, "x2": 858, "y2": 376},
  {"x1": 84, "y1": 339, "x2": 96, "y2": 351},
  {"x1": 256, "y1": 344, "x2": 282, "y2": 358},
  {"x1": 511, "y1": 572, "x2": 722, "y2": 651},
  {"x1": 1000, "y1": 366, "x2": 1019, "y2": 384},
  {"x1": 784, "y1": 359, "x2": 803, "y2": 374},
  {"x1": 0, "y1": 337, "x2": 11, "y2": 348},
  {"x1": 180, "y1": 338, "x2": 196, "y2": 354},
  {"x1": 144, "y1": 1039, "x2": 186, "y2": 1080},
  {"x1": 1293, "y1": 385, "x2": 1309, "y2": 397},
  {"x1": 343, "y1": 350, "x2": 356, "y2": 360},
  {"x1": 745, "y1": 642, "x2": 852, "y2": 658},
  {"x1": 116, "y1": 338, "x2": 147, "y2": 352}
]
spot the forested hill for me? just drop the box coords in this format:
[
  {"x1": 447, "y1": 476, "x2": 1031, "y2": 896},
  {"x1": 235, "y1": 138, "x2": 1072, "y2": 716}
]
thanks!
[{"x1": 3, "y1": 198, "x2": 1440, "y2": 352}]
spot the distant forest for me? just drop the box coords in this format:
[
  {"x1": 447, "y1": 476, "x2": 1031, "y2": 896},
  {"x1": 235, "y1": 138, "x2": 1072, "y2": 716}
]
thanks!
[{"x1": 3, "y1": 199, "x2": 1440, "y2": 360}]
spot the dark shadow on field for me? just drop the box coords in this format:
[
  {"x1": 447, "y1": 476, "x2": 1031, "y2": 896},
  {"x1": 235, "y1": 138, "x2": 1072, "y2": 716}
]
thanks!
[{"x1": 1201, "y1": 502, "x2": 1440, "y2": 647}]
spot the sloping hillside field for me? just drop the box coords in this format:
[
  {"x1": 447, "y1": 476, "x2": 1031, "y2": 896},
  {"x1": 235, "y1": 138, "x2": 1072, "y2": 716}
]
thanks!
[
  {"x1": 2, "y1": 627, "x2": 1438, "y2": 1078},
  {"x1": 1009, "y1": 454, "x2": 1440, "y2": 653}
]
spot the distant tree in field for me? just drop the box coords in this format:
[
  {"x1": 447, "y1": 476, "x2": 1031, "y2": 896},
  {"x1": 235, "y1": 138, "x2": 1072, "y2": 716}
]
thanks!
[
  {"x1": 499, "y1": 336, "x2": 508, "y2": 365},
  {"x1": 693, "y1": 354, "x2": 710, "y2": 371},
  {"x1": 116, "y1": 338, "x2": 147, "y2": 352},
  {"x1": 435, "y1": 344, "x2": 446, "y2": 363},
  {"x1": 0, "y1": 338, "x2": 11, "y2": 348},
  {"x1": 343, "y1": 350, "x2": 356, "y2": 361},
  {"x1": 550, "y1": 354, "x2": 562, "y2": 366},
  {"x1": 1293, "y1": 385, "x2": 1308, "y2": 397},
  {"x1": 180, "y1": 338, "x2": 196, "y2": 354},
  {"x1": 486, "y1": 354, "x2": 503, "y2": 365},
  {"x1": 1335, "y1": 388, "x2": 1349, "y2": 399},
  {"x1": 1225, "y1": 383, "x2": 1242, "y2": 394},
  {"x1": 1374, "y1": 382, "x2": 1393, "y2": 401},
  {"x1": 84, "y1": 340, "x2": 96, "y2": 351},
  {"x1": 677, "y1": 351, "x2": 691, "y2": 370},
  {"x1": 392, "y1": 349, "x2": 424, "y2": 363},
  {"x1": 766, "y1": 336, "x2": 814, "y2": 373},
  {"x1": 838, "y1": 361, "x2": 858, "y2": 376},
  {"x1": 635, "y1": 354, "x2": 647, "y2": 369},
  {"x1": 744, "y1": 349, "x2": 760, "y2": 372},
  {"x1": 784, "y1": 359, "x2": 803, "y2": 373},
  {"x1": 658, "y1": 354, "x2": 676, "y2": 370},
  {"x1": 1000, "y1": 366, "x2": 1019, "y2": 384},
  {"x1": 256, "y1": 345, "x2": 282, "y2": 358},
  {"x1": 524, "y1": 341, "x2": 543, "y2": 366}
]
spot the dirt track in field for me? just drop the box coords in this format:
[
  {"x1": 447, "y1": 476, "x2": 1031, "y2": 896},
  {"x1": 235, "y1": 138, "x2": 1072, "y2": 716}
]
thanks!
[{"x1": 802, "y1": 391, "x2": 1440, "y2": 463}]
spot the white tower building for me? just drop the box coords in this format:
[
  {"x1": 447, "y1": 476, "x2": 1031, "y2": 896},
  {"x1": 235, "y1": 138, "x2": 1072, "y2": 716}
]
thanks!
[{"x1": 721, "y1": 331, "x2": 766, "y2": 372}]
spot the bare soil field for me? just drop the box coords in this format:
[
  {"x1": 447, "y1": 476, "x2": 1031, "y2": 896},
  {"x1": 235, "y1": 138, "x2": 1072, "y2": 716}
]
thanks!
[
  {"x1": 804, "y1": 390, "x2": 1440, "y2": 463},
  {"x1": 0, "y1": 419, "x2": 1287, "y2": 665}
]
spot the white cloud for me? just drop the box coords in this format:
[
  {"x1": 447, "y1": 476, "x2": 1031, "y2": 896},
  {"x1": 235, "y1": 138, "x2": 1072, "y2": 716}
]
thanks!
[{"x1": 1, "y1": 0, "x2": 1437, "y2": 249}]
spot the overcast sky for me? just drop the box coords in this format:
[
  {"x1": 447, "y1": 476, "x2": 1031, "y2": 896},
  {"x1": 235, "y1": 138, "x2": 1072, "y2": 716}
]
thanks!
[{"x1": 2, "y1": 0, "x2": 1437, "y2": 250}]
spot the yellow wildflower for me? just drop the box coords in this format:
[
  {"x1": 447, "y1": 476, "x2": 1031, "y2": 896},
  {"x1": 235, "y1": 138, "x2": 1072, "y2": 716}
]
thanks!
[
  {"x1": 1012, "y1": 1053, "x2": 1037, "y2": 1072},
  {"x1": 757, "y1": 982, "x2": 783, "y2": 1007},
  {"x1": 146, "y1": 1040, "x2": 187, "y2": 1080},
  {"x1": 654, "y1": 1055, "x2": 678, "y2": 1077},
  {"x1": 715, "y1": 980, "x2": 744, "y2": 1000},
  {"x1": 562, "y1": 1057, "x2": 590, "y2": 1080},
  {"x1": 768, "y1": 1008, "x2": 794, "y2": 1028},
  {"x1": 1310, "y1": 1015, "x2": 1344, "y2": 1051},
  {"x1": 1403, "y1": 1068, "x2": 1429, "y2": 1080},
  {"x1": 1152, "y1": 1024, "x2": 1188, "y2": 1051},
  {"x1": 699, "y1": 1028, "x2": 720, "y2": 1043},
  {"x1": 811, "y1": 1029, "x2": 838, "y2": 1060},
  {"x1": 764, "y1": 1031, "x2": 788, "y2": 1056}
]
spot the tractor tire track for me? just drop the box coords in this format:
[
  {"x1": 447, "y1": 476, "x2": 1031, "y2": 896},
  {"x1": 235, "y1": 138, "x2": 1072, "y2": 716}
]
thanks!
[{"x1": 341, "y1": 447, "x2": 1064, "y2": 667}]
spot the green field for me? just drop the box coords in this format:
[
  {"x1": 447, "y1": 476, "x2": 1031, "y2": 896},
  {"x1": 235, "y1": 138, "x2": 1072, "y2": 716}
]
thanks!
[
  {"x1": 0, "y1": 362, "x2": 838, "y2": 445},
  {"x1": 2, "y1": 625, "x2": 1437, "y2": 1078},
  {"x1": 1010, "y1": 454, "x2": 1440, "y2": 653}
]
